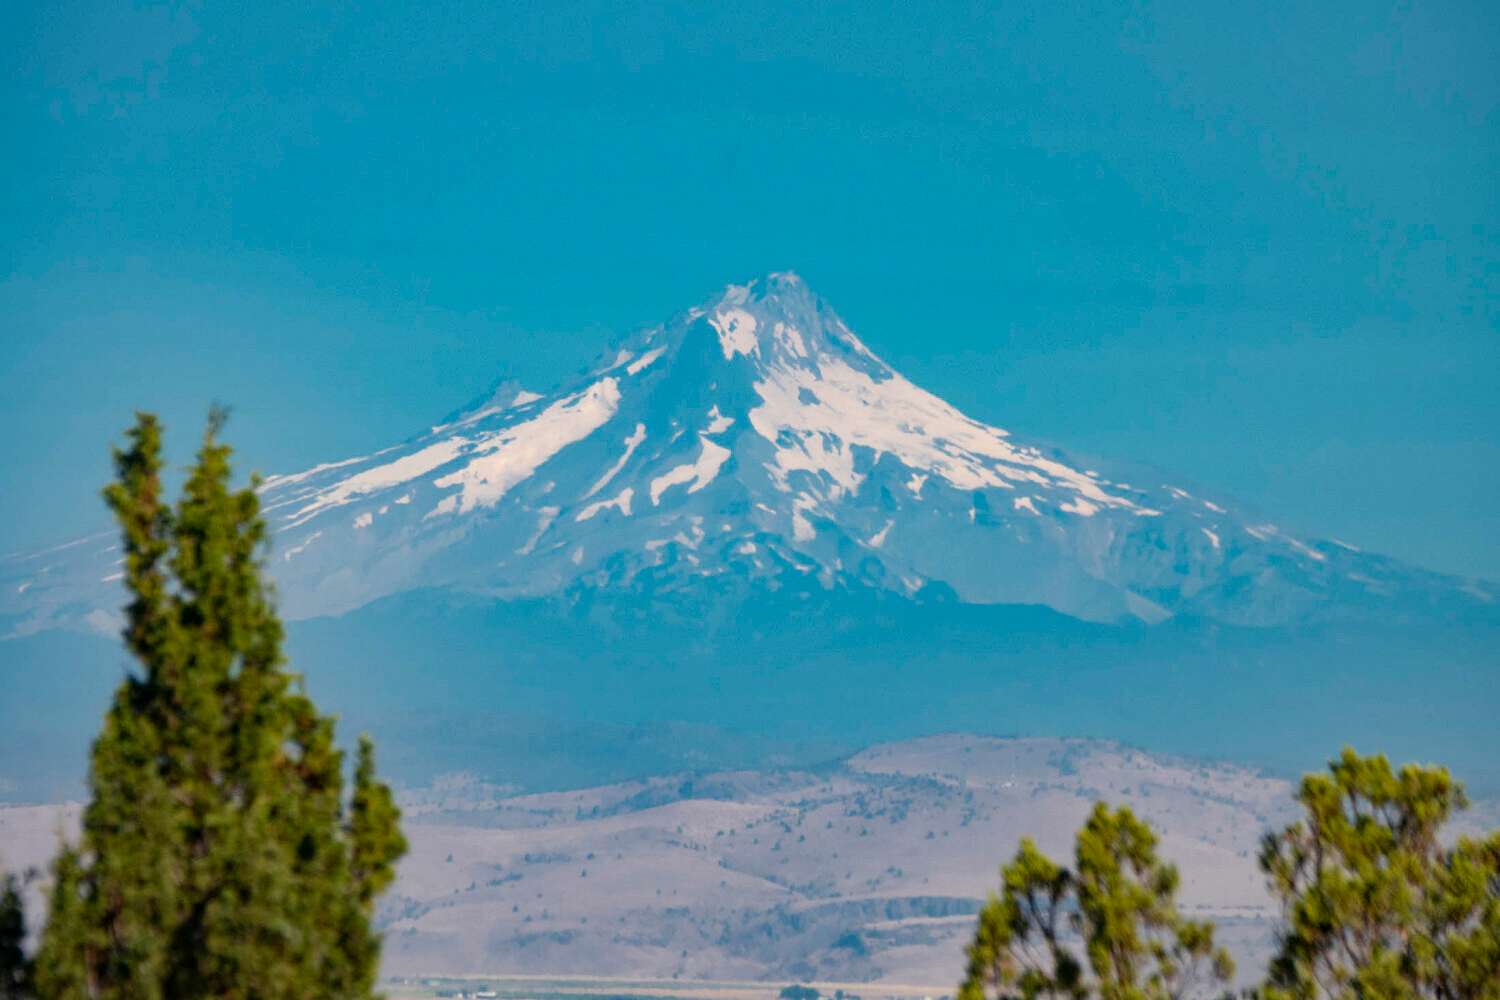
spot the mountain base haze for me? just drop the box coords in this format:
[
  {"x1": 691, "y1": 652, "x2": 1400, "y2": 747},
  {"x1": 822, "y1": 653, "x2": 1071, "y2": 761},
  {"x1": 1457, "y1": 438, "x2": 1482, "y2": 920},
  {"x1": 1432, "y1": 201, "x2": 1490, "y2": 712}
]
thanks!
[{"x1": 5, "y1": 585, "x2": 1497, "y2": 805}]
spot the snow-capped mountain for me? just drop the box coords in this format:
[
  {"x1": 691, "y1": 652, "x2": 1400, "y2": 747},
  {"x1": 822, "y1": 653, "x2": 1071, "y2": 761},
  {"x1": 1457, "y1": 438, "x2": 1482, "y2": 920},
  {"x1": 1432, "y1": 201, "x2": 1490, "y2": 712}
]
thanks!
[{"x1": 3, "y1": 273, "x2": 1492, "y2": 636}]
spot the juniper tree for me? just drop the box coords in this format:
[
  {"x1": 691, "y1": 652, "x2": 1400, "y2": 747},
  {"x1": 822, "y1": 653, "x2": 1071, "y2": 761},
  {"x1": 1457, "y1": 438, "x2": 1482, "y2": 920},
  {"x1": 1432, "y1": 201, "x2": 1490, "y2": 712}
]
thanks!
[
  {"x1": 1259, "y1": 748, "x2": 1500, "y2": 1000},
  {"x1": 960, "y1": 803, "x2": 1233, "y2": 1000},
  {"x1": 33, "y1": 412, "x2": 407, "y2": 999}
]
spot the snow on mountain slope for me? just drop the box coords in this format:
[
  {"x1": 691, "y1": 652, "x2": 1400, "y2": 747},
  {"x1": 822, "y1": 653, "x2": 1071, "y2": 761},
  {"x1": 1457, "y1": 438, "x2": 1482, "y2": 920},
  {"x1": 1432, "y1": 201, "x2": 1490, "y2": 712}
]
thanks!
[{"x1": 3, "y1": 273, "x2": 1493, "y2": 636}]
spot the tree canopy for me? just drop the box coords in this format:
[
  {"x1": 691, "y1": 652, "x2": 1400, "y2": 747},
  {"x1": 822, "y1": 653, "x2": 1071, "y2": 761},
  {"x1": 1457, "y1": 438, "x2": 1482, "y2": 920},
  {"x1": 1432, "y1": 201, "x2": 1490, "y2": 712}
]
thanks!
[
  {"x1": 32, "y1": 412, "x2": 406, "y2": 999},
  {"x1": 961, "y1": 749, "x2": 1500, "y2": 1000},
  {"x1": 1260, "y1": 748, "x2": 1500, "y2": 1000},
  {"x1": 960, "y1": 803, "x2": 1233, "y2": 1000}
]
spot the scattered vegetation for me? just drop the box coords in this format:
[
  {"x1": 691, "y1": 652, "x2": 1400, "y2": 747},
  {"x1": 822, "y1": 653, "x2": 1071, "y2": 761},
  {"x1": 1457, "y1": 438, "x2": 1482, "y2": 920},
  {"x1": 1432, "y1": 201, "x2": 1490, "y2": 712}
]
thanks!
[{"x1": 960, "y1": 749, "x2": 1500, "y2": 1000}]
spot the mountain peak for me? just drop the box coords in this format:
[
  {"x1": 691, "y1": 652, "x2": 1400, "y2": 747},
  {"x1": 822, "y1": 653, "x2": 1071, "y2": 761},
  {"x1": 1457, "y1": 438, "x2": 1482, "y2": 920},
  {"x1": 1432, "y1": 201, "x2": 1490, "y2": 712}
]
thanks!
[
  {"x1": 715, "y1": 269, "x2": 809, "y2": 304},
  {"x1": 660, "y1": 271, "x2": 888, "y2": 381},
  {"x1": 3, "y1": 277, "x2": 1491, "y2": 638}
]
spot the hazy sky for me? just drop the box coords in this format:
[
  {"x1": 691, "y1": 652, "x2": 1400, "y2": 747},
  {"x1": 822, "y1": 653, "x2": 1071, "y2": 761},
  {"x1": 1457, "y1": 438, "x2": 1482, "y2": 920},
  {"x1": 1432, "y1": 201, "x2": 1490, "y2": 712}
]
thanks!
[{"x1": 2, "y1": 0, "x2": 1497, "y2": 579}]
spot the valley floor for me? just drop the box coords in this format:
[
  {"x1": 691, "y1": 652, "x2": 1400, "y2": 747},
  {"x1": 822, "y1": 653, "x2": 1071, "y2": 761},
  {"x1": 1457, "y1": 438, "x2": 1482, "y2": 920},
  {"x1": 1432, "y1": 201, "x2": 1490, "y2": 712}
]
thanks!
[
  {"x1": 381, "y1": 973, "x2": 954, "y2": 1000},
  {"x1": 374, "y1": 735, "x2": 1298, "y2": 986},
  {"x1": 7, "y1": 735, "x2": 1496, "y2": 987}
]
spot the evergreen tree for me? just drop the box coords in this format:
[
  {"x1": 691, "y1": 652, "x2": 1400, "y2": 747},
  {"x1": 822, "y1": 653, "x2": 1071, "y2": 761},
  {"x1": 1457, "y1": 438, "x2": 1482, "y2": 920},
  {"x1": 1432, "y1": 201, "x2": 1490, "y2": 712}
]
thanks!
[
  {"x1": 1259, "y1": 748, "x2": 1500, "y2": 1000},
  {"x1": 1, "y1": 869, "x2": 33, "y2": 1000},
  {"x1": 960, "y1": 803, "x2": 1233, "y2": 1000},
  {"x1": 33, "y1": 412, "x2": 407, "y2": 998}
]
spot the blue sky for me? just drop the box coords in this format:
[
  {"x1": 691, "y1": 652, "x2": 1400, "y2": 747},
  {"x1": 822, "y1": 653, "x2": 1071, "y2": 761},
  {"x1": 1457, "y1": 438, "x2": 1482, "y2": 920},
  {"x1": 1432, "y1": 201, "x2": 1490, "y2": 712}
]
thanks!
[{"x1": 2, "y1": 0, "x2": 1497, "y2": 579}]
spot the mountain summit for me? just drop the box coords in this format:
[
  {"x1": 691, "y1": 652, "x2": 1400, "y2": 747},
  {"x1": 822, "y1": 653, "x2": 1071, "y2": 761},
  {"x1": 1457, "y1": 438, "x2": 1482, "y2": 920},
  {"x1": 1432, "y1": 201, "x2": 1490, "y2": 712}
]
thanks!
[{"x1": 3, "y1": 274, "x2": 1491, "y2": 635}]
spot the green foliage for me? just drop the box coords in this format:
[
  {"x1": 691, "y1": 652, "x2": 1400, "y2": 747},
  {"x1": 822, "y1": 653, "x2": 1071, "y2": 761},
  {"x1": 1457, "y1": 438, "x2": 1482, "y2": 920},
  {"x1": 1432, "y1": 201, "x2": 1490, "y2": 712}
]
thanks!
[
  {"x1": 33, "y1": 413, "x2": 407, "y2": 999},
  {"x1": 1, "y1": 869, "x2": 33, "y2": 1000},
  {"x1": 1259, "y1": 748, "x2": 1500, "y2": 1000},
  {"x1": 960, "y1": 804, "x2": 1233, "y2": 1000}
]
